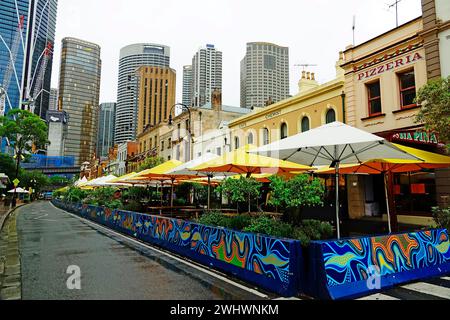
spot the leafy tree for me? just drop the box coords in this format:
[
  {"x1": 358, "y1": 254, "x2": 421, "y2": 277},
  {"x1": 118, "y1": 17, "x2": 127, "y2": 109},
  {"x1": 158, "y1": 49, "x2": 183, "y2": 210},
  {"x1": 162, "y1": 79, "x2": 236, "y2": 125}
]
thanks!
[
  {"x1": 0, "y1": 109, "x2": 49, "y2": 179},
  {"x1": 18, "y1": 170, "x2": 50, "y2": 193},
  {"x1": 48, "y1": 175, "x2": 71, "y2": 187},
  {"x1": 137, "y1": 156, "x2": 164, "y2": 171},
  {"x1": 217, "y1": 177, "x2": 262, "y2": 212},
  {"x1": 415, "y1": 76, "x2": 450, "y2": 149},
  {"x1": 0, "y1": 153, "x2": 16, "y2": 183},
  {"x1": 268, "y1": 174, "x2": 325, "y2": 224}
]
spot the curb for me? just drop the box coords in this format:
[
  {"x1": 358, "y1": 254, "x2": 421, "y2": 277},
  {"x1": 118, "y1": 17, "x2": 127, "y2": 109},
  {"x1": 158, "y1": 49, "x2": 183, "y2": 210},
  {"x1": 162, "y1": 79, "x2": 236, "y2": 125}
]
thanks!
[{"x1": 0, "y1": 204, "x2": 26, "y2": 233}]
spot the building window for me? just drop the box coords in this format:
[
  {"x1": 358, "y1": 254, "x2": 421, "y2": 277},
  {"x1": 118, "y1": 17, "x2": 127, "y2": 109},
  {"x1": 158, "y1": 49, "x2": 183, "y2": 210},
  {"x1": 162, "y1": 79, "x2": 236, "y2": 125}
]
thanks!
[
  {"x1": 367, "y1": 81, "x2": 382, "y2": 116},
  {"x1": 247, "y1": 132, "x2": 254, "y2": 145},
  {"x1": 234, "y1": 136, "x2": 240, "y2": 149},
  {"x1": 262, "y1": 128, "x2": 270, "y2": 145},
  {"x1": 168, "y1": 138, "x2": 171, "y2": 149},
  {"x1": 398, "y1": 70, "x2": 416, "y2": 108},
  {"x1": 161, "y1": 141, "x2": 164, "y2": 151},
  {"x1": 326, "y1": 109, "x2": 336, "y2": 124},
  {"x1": 216, "y1": 147, "x2": 222, "y2": 156},
  {"x1": 280, "y1": 123, "x2": 288, "y2": 139},
  {"x1": 301, "y1": 117, "x2": 310, "y2": 132},
  {"x1": 177, "y1": 124, "x2": 181, "y2": 139}
]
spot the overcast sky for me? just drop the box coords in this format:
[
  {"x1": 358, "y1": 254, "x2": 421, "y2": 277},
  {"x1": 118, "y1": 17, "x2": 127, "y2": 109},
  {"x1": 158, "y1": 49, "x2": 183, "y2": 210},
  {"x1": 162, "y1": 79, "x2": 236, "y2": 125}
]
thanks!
[{"x1": 50, "y1": 0, "x2": 422, "y2": 107}]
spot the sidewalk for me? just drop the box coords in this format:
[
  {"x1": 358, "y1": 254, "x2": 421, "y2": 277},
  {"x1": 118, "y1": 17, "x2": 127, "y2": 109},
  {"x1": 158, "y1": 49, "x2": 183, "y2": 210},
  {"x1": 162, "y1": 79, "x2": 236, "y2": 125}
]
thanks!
[{"x1": 0, "y1": 205, "x2": 23, "y2": 300}]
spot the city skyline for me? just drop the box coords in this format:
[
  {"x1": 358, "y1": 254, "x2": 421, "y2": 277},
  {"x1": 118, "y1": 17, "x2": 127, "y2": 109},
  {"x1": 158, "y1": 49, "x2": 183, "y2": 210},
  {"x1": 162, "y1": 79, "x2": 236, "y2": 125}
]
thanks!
[{"x1": 49, "y1": 0, "x2": 422, "y2": 107}]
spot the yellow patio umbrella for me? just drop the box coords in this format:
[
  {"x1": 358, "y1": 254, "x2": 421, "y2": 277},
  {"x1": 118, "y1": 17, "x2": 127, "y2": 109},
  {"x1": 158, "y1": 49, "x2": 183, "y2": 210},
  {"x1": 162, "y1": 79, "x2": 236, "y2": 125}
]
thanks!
[
  {"x1": 191, "y1": 144, "x2": 313, "y2": 177},
  {"x1": 314, "y1": 143, "x2": 450, "y2": 232}
]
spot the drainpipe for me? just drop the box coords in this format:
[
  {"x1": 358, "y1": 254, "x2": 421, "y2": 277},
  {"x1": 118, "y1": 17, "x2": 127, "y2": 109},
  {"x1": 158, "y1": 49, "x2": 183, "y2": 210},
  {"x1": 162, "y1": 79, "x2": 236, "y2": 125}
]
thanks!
[{"x1": 341, "y1": 91, "x2": 346, "y2": 124}]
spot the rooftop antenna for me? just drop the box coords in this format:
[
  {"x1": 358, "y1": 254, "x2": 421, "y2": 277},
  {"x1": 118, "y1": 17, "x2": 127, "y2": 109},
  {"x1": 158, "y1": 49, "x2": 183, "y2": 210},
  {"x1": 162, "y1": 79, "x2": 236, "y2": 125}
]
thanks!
[
  {"x1": 388, "y1": 0, "x2": 402, "y2": 27},
  {"x1": 294, "y1": 63, "x2": 317, "y2": 71},
  {"x1": 352, "y1": 15, "x2": 356, "y2": 46}
]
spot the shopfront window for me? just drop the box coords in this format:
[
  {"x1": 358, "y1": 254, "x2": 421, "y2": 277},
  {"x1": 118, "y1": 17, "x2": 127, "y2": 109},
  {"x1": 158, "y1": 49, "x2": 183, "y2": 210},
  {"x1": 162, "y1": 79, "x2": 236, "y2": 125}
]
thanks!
[
  {"x1": 367, "y1": 81, "x2": 382, "y2": 116},
  {"x1": 393, "y1": 170, "x2": 436, "y2": 215},
  {"x1": 398, "y1": 70, "x2": 416, "y2": 108},
  {"x1": 247, "y1": 132, "x2": 254, "y2": 145}
]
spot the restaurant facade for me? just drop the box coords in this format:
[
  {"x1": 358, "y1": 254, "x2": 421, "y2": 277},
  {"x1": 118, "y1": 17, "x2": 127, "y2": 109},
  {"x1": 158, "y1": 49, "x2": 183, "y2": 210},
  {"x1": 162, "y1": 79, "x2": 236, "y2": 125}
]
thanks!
[{"x1": 341, "y1": 16, "x2": 449, "y2": 227}]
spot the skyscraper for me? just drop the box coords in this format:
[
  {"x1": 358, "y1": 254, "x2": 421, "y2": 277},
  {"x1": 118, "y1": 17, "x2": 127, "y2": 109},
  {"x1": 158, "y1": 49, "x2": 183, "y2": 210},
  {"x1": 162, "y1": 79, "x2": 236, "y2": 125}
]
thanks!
[
  {"x1": 0, "y1": 0, "x2": 58, "y2": 118},
  {"x1": 240, "y1": 42, "x2": 290, "y2": 108},
  {"x1": 191, "y1": 44, "x2": 222, "y2": 107},
  {"x1": 58, "y1": 37, "x2": 101, "y2": 166},
  {"x1": 136, "y1": 66, "x2": 176, "y2": 136},
  {"x1": 115, "y1": 43, "x2": 170, "y2": 145},
  {"x1": 182, "y1": 65, "x2": 192, "y2": 106},
  {"x1": 97, "y1": 102, "x2": 116, "y2": 158}
]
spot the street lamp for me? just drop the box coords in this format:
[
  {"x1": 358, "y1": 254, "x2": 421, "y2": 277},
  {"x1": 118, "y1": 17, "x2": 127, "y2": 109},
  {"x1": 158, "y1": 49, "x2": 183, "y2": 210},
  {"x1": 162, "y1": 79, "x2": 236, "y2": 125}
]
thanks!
[{"x1": 168, "y1": 103, "x2": 194, "y2": 161}]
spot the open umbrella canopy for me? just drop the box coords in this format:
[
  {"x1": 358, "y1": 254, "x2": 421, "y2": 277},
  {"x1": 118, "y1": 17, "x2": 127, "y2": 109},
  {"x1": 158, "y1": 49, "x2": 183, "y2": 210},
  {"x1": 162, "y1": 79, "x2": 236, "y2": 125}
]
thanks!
[
  {"x1": 167, "y1": 153, "x2": 221, "y2": 177},
  {"x1": 251, "y1": 122, "x2": 420, "y2": 165},
  {"x1": 314, "y1": 143, "x2": 450, "y2": 174},
  {"x1": 250, "y1": 122, "x2": 421, "y2": 239},
  {"x1": 127, "y1": 159, "x2": 184, "y2": 182},
  {"x1": 82, "y1": 175, "x2": 117, "y2": 188},
  {"x1": 74, "y1": 176, "x2": 88, "y2": 187},
  {"x1": 191, "y1": 144, "x2": 313, "y2": 175},
  {"x1": 8, "y1": 187, "x2": 29, "y2": 194}
]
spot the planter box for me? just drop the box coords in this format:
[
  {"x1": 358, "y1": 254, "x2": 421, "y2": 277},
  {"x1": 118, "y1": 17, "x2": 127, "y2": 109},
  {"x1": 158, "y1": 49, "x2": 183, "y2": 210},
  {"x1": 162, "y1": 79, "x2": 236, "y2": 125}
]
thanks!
[
  {"x1": 52, "y1": 200, "x2": 304, "y2": 297},
  {"x1": 305, "y1": 229, "x2": 450, "y2": 299}
]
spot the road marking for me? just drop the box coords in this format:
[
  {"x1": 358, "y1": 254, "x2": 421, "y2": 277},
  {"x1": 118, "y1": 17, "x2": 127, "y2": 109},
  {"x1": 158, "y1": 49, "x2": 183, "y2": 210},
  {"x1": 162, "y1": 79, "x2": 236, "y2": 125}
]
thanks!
[
  {"x1": 357, "y1": 293, "x2": 400, "y2": 300},
  {"x1": 32, "y1": 213, "x2": 56, "y2": 222},
  {"x1": 442, "y1": 276, "x2": 450, "y2": 281},
  {"x1": 50, "y1": 203, "x2": 271, "y2": 299},
  {"x1": 401, "y1": 282, "x2": 450, "y2": 299}
]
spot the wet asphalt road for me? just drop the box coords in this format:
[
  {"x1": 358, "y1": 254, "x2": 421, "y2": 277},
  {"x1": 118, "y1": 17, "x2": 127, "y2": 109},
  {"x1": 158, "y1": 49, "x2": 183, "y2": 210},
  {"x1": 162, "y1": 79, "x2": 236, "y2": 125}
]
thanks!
[{"x1": 16, "y1": 201, "x2": 264, "y2": 300}]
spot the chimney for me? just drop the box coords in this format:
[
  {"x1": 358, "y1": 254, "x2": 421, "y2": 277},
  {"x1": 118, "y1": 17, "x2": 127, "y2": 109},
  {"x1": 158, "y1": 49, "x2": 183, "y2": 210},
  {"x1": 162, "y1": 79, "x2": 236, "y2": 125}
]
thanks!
[
  {"x1": 298, "y1": 70, "x2": 319, "y2": 94},
  {"x1": 211, "y1": 88, "x2": 222, "y2": 111}
]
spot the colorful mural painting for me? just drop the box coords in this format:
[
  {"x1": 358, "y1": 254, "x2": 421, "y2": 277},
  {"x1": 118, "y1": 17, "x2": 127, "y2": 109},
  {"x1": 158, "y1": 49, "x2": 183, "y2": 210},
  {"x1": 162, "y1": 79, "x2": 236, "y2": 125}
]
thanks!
[
  {"x1": 307, "y1": 229, "x2": 450, "y2": 299},
  {"x1": 51, "y1": 200, "x2": 302, "y2": 296}
]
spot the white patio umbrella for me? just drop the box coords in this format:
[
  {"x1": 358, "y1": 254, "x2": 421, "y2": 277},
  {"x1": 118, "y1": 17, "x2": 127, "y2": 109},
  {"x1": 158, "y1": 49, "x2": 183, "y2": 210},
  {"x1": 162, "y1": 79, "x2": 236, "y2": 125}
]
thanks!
[
  {"x1": 74, "y1": 176, "x2": 88, "y2": 187},
  {"x1": 250, "y1": 121, "x2": 421, "y2": 238},
  {"x1": 83, "y1": 175, "x2": 117, "y2": 187},
  {"x1": 8, "y1": 187, "x2": 29, "y2": 194}
]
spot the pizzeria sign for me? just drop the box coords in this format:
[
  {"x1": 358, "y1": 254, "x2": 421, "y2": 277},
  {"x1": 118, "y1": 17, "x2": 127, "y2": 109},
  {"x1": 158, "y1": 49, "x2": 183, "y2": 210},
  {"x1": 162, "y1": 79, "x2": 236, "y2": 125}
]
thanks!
[{"x1": 391, "y1": 130, "x2": 439, "y2": 145}]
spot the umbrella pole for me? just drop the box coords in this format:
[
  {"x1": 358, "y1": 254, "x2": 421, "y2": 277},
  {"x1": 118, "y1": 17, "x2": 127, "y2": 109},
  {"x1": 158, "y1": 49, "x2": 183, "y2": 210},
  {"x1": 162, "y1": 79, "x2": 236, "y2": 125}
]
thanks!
[
  {"x1": 171, "y1": 179, "x2": 174, "y2": 214},
  {"x1": 207, "y1": 175, "x2": 211, "y2": 211},
  {"x1": 384, "y1": 172, "x2": 392, "y2": 233},
  {"x1": 160, "y1": 182, "x2": 163, "y2": 215},
  {"x1": 335, "y1": 162, "x2": 341, "y2": 239}
]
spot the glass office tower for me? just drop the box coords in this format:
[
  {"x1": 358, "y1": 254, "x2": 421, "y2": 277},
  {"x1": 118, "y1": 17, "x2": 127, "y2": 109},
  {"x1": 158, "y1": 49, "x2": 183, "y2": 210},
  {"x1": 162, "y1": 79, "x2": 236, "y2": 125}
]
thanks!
[{"x1": 58, "y1": 37, "x2": 101, "y2": 166}]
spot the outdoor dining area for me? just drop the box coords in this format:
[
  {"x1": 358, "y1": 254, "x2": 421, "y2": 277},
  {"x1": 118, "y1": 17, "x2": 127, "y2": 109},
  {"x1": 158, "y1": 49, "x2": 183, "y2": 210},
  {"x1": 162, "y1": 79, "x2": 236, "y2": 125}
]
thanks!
[{"x1": 56, "y1": 121, "x2": 450, "y2": 239}]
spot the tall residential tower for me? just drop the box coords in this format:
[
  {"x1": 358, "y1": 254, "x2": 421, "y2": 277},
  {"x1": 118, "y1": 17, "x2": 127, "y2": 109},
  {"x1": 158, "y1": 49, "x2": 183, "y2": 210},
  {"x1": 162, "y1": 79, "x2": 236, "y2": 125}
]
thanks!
[
  {"x1": 240, "y1": 42, "x2": 289, "y2": 108},
  {"x1": 191, "y1": 44, "x2": 222, "y2": 107},
  {"x1": 182, "y1": 65, "x2": 192, "y2": 106},
  {"x1": 115, "y1": 43, "x2": 170, "y2": 144},
  {"x1": 58, "y1": 37, "x2": 101, "y2": 166}
]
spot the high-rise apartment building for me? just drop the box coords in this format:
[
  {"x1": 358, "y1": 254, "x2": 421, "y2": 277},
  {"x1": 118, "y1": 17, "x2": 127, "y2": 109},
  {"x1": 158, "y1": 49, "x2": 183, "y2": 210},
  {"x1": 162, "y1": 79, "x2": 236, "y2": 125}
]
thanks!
[
  {"x1": 0, "y1": 0, "x2": 58, "y2": 118},
  {"x1": 191, "y1": 44, "x2": 222, "y2": 107},
  {"x1": 240, "y1": 42, "x2": 290, "y2": 108},
  {"x1": 136, "y1": 66, "x2": 176, "y2": 136},
  {"x1": 97, "y1": 102, "x2": 116, "y2": 158},
  {"x1": 182, "y1": 65, "x2": 192, "y2": 106},
  {"x1": 49, "y1": 88, "x2": 58, "y2": 110},
  {"x1": 58, "y1": 37, "x2": 101, "y2": 166},
  {"x1": 115, "y1": 43, "x2": 170, "y2": 145}
]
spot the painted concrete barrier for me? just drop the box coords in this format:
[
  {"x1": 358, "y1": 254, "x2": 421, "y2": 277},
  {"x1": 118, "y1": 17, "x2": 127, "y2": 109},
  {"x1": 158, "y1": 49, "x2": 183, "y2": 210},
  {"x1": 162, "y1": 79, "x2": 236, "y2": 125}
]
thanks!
[
  {"x1": 306, "y1": 229, "x2": 450, "y2": 299},
  {"x1": 52, "y1": 200, "x2": 303, "y2": 297}
]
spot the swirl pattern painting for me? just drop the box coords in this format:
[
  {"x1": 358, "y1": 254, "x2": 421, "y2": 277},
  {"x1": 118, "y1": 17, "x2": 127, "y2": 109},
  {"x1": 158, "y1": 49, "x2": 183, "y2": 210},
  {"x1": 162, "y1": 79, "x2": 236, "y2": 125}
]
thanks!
[{"x1": 322, "y1": 229, "x2": 450, "y2": 287}]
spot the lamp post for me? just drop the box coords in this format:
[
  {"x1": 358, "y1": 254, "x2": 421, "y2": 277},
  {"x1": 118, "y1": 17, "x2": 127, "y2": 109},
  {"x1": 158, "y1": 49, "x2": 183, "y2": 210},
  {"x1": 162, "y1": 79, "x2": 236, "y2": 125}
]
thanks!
[
  {"x1": 30, "y1": 178, "x2": 37, "y2": 201},
  {"x1": 168, "y1": 103, "x2": 194, "y2": 162}
]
